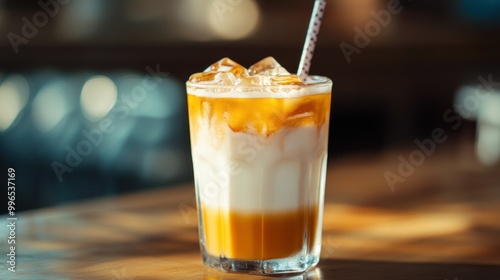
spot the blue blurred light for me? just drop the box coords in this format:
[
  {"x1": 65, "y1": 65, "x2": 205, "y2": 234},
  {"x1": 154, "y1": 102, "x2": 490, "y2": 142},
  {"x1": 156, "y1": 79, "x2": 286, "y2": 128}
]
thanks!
[
  {"x1": 458, "y1": 0, "x2": 500, "y2": 24},
  {"x1": 32, "y1": 79, "x2": 73, "y2": 133}
]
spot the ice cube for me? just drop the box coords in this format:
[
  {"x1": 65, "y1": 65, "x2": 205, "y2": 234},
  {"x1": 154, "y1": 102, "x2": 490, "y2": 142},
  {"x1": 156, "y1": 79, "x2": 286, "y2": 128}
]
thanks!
[
  {"x1": 191, "y1": 57, "x2": 304, "y2": 86},
  {"x1": 205, "y1": 57, "x2": 248, "y2": 78},
  {"x1": 190, "y1": 58, "x2": 249, "y2": 85},
  {"x1": 269, "y1": 75, "x2": 304, "y2": 85},
  {"x1": 188, "y1": 72, "x2": 218, "y2": 83},
  {"x1": 214, "y1": 72, "x2": 239, "y2": 85},
  {"x1": 188, "y1": 71, "x2": 239, "y2": 86},
  {"x1": 248, "y1": 57, "x2": 291, "y2": 76},
  {"x1": 238, "y1": 75, "x2": 271, "y2": 86}
]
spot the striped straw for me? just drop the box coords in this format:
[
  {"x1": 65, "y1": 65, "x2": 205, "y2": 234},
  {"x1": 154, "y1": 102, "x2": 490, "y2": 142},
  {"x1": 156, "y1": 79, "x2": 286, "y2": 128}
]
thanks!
[{"x1": 297, "y1": 0, "x2": 327, "y2": 81}]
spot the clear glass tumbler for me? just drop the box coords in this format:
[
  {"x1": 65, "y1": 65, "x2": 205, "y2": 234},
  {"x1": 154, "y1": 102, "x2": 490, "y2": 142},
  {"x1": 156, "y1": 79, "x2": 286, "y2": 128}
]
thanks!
[{"x1": 186, "y1": 76, "x2": 332, "y2": 274}]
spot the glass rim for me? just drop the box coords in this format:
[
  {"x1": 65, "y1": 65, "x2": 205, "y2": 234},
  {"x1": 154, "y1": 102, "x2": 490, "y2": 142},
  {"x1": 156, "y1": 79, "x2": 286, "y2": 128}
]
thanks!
[{"x1": 186, "y1": 75, "x2": 332, "y2": 91}]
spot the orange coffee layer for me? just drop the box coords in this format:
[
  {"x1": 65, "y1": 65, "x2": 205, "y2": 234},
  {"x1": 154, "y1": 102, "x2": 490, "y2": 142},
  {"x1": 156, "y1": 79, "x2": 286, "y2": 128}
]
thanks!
[
  {"x1": 201, "y1": 205, "x2": 319, "y2": 260},
  {"x1": 187, "y1": 93, "x2": 331, "y2": 138}
]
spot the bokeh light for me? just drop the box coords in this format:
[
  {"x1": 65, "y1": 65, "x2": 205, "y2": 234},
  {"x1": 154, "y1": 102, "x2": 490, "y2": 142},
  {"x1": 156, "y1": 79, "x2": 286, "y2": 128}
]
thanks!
[
  {"x1": 178, "y1": 0, "x2": 260, "y2": 41},
  {"x1": 177, "y1": 0, "x2": 216, "y2": 41},
  {"x1": 458, "y1": 0, "x2": 500, "y2": 25},
  {"x1": 132, "y1": 77, "x2": 182, "y2": 119},
  {"x1": 56, "y1": 0, "x2": 103, "y2": 41},
  {"x1": 0, "y1": 75, "x2": 30, "y2": 132},
  {"x1": 207, "y1": 0, "x2": 260, "y2": 40},
  {"x1": 80, "y1": 76, "x2": 117, "y2": 122},
  {"x1": 455, "y1": 85, "x2": 481, "y2": 120},
  {"x1": 32, "y1": 79, "x2": 73, "y2": 133},
  {"x1": 328, "y1": 0, "x2": 382, "y2": 35},
  {"x1": 476, "y1": 93, "x2": 500, "y2": 166}
]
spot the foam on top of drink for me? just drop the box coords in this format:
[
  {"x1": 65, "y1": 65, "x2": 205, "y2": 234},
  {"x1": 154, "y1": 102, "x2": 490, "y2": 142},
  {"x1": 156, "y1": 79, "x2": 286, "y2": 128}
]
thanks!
[{"x1": 187, "y1": 57, "x2": 329, "y2": 98}]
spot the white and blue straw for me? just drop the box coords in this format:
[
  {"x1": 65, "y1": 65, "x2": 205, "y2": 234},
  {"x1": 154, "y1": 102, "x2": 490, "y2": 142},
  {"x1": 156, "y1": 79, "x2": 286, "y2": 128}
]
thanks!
[{"x1": 297, "y1": 0, "x2": 327, "y2": 80}]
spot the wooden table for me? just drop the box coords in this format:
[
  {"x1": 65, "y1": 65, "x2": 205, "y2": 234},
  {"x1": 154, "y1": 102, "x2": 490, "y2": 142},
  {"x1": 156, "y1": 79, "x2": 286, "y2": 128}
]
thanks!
[{"x1": 2, "y1": 144, "x2": 500, "y2": 279}]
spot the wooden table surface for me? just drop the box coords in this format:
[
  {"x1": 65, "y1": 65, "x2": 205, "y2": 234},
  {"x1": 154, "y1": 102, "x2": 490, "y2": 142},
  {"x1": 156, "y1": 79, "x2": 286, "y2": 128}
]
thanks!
[{"x1": 1, "y1": 144, "x2": 500, "y2": 279}]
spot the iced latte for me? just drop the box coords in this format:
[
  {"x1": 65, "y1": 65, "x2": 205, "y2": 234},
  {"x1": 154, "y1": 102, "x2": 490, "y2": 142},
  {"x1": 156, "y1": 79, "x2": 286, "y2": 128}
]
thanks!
[{"x1": 186, "y1": 57, "x2": 332, "y2": 274}]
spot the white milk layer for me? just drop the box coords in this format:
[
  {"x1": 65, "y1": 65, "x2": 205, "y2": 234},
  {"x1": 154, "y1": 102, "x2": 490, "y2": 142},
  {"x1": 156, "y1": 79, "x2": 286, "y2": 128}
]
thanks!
[{"x1": 191, "y1": 123, "x2": 329, "y2": 212}]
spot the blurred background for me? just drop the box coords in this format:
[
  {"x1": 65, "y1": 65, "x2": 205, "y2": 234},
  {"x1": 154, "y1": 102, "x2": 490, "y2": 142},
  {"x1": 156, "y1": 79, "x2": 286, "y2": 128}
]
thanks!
[{"x1": 1, "y1": 0, "x2": 500, "y2": 213}]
